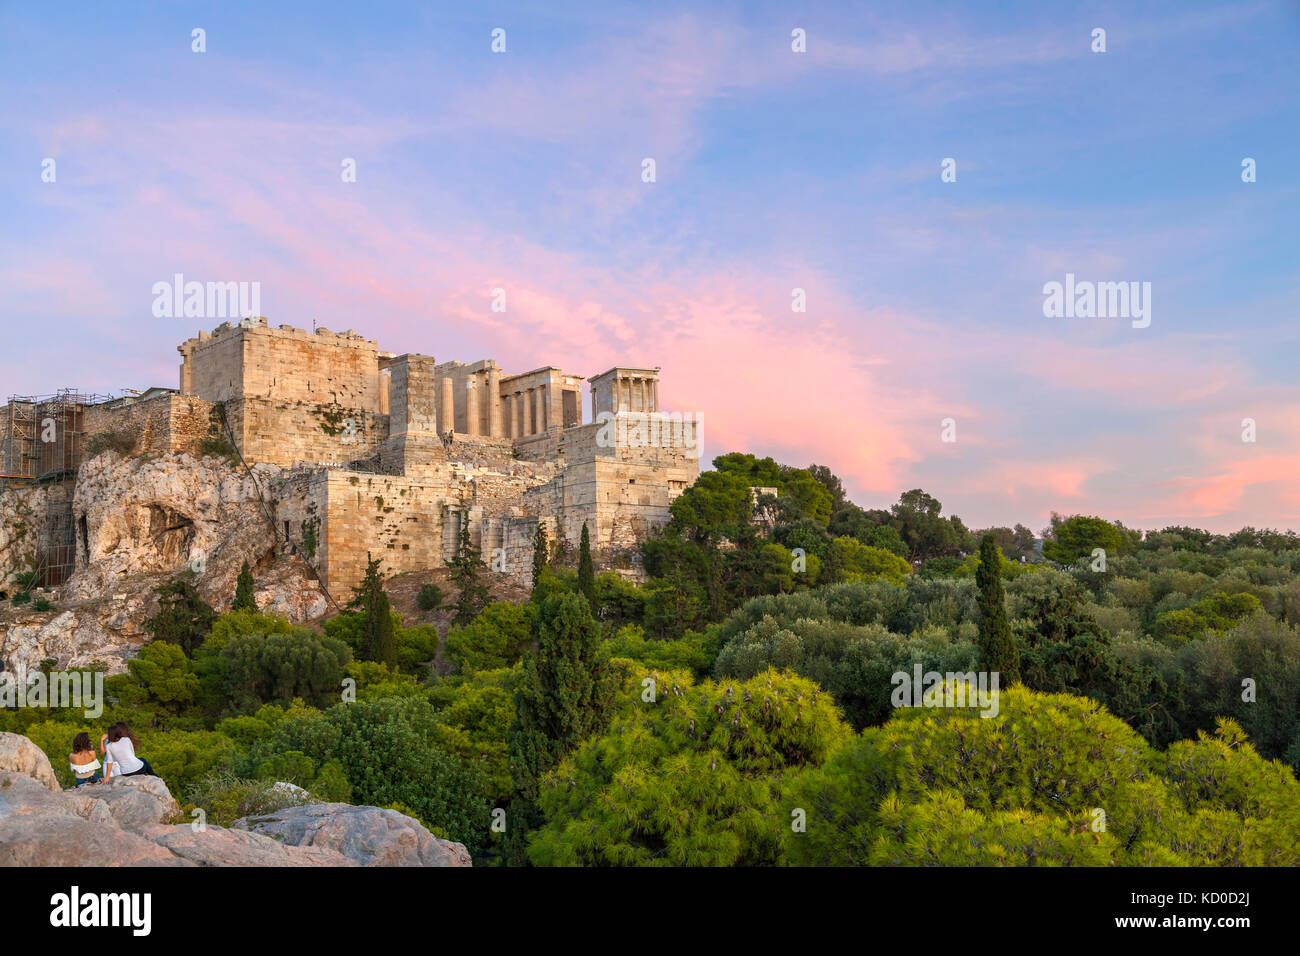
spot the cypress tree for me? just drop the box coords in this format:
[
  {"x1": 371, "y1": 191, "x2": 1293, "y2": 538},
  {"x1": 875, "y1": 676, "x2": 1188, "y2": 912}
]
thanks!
[
  {"x1": 232, "y1": 560, "x2": 257, "y2": 612},
  {"x1": 506, "y1": 591, "x2": 616, "y2": 862},
  {"x1": 450, "y1": 514, "x2": 490, "y2": 626},
  {"x1": 577, "y1": 521, "x2": 596, "y2": 609},
  {"x1": 352, "y1": 553, "x2": 397, "y2": 668},
  {"x1": 531, "y1": 520, "x2": 549, "y2": 591},
  {"x1": 976, "y1": 533, "x2": 1019, "y2": 683}
]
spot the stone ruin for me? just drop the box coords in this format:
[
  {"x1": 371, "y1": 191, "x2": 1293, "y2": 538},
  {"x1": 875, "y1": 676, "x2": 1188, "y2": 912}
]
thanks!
[{"x1": 1, "y1": 317, "x2": 702, "y2": 599}]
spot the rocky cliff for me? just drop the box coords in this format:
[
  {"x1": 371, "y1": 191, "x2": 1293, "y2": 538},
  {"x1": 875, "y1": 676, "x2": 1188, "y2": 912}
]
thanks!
[
  {"x1": 0, "y1": 451, "x2": 330, "y2": 674},
  {"x1": 0, "y1": 732, "x2": 470, "y2": 866}
]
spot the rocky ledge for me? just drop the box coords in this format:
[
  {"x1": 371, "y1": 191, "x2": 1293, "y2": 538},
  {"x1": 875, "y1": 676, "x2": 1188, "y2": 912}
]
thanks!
[{"x1": 0, "y1": 732, "x2": 470, "y2": 867}]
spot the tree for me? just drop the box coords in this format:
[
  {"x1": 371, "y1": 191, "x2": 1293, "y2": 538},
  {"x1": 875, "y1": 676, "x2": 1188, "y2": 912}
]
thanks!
[
  {"x1": 976, "y1": 534, "x2": 1020, "y2": 683},
  {"x1": 351, "y1": 554, "x2": 397, "y2": 668},
  {"x1": 528, "y1": 665, "x2": 850, "y2": 866},
  {"x1": 449, "y1": 515, "x2": 490, "y2": 627},
  {"x1": 577, "y1": 521, "x2": 596, "y2": 608},
  {"x1": 782, "y1": 689, "x2": 1300, "y2": 866},
  {"x1": 117, "y1": 640, "x2": 200, "y2": 718},
  {"x1": 232, "y1": 560, "x2": 257, "y2": 612},
  {"x1": 825, "y1": 536, "x2": 911, "y2": 585},
  {"x1": 507, "y1": 593, "x2": 618, "y2": 851},
  {"x1": 444, "y1": 601, "x2": 533, "y2": 673},
  {"x1": 891, "y1": 489, "x2": 972, "y2": 561},
  {"x1": 1042, "y1": 514, "x2": 1127, "y2": 565},
  {"x1": 249, "y1": 696, "x2": 492, "y2": 853},
  {"x1": 531, "y1": 521, "x2": 549, "y2": 590},
  {"x1": 807, "y1": 463, "x2": 847, "y2": 513},
  {"x1": 220, "y1": 629, "x2": 352, "y2": 711},
  {"x1": 145, "y1": 573, "x2": 217, "y2": 655}
]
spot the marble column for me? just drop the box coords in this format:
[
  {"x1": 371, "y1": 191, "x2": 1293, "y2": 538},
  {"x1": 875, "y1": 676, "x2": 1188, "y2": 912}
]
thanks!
[
  {"x1": 488, "y1": 367, "x2": 503, "y2": 438},
  {"x1": 440, "y1": 377, "x2": 455, "y2": 434},
  {"x1": 465, "y1": 378, "x2": 480, "y2": 436}
]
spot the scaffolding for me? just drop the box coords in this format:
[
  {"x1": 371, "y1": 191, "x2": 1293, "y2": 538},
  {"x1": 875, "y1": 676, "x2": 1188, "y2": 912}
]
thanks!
[{"x1": 2, "y1": 389, "x2": 110, "y2": 587}]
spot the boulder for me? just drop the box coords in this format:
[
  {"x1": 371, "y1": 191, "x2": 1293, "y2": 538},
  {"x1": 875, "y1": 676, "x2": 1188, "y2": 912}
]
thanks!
[
  {"x1": 0, "y1": 734, "x2": 472, "y2": 867},
  {"x1": 139, "y1": 824, "x2": 356, "y2": 867},
  {"x1": 0, "y1": 731, "x2": 60, "y2": 791},
  {"x1": 1, "y1": 772, "x2": 113, "y2": 824},
  {"x1": 0, "y1": 813, "x2": 188, "y2": 867},
  {"x1": 234, "y1": 802, "x2": 472, "y2": 867},
  {"x1": 90, "y1": 775, "x2": 183, "y2": 828}
]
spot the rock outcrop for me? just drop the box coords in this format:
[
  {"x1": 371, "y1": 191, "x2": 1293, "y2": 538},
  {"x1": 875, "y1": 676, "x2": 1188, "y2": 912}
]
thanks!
[
  {"x1": 0, "y1": 733, "x2": 470, "y2": 867},
  {"x1": 0, "y1": 451, "x2": 330, "y2": 674},
  {"x1": 233, "y1": 803, "x2": 474, "y2": 867}
]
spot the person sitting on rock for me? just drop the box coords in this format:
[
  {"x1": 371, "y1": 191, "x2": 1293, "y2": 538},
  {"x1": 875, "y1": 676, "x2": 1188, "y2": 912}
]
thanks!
[
  {"x1": 69, "y1": 732, "x2": 103, "y2": 786},
  {"x1": 101, "y1": 722, "x2": 155, "y2": 780}
]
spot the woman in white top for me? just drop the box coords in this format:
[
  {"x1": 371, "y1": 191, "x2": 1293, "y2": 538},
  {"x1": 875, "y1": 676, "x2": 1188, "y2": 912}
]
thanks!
[
  {"x1": 69, "y1": 732, "x2": 103, "y2": 786},
  {"x1": 101, "y1": 723, "x2": 155, "y2": 780}
]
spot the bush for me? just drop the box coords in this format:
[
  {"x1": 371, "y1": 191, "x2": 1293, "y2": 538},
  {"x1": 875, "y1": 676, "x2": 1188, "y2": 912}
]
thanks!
[
  {"x1": 186, "y1": 770, "x2": 314, "y2": 827},
  {"x1": 444, "y1": 601, "x2": 532, "y2": 673},
  {"x1": 416, "y1": 582, "x2": 444, "y2": 612},
  {"x1": 247, "y1": 696, "x2": 492, "y2": 852},
  {"x1": 84, "y1": 430, "x2": 136, "y2": 458},
  {"x1": 198, "y1": 432, "x2": 238, "y2": 464}
]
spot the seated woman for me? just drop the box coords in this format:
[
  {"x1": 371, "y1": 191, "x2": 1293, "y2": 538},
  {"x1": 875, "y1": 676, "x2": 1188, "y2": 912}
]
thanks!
[
  {"x1": 101, "y1": 723, "x2": 155, "y2": 780},
  {"x1": 69, "y1": 732, "x2": 103, "y2": 786}
]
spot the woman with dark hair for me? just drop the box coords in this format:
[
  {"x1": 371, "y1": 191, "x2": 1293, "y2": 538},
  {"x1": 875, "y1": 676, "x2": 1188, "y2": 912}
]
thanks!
[
  {"x1": 101, "y1": 723, "x2": 155, "y2": 779},
  {"x1": 69, "y1": 732, "x2": 102, "y2": 786}
]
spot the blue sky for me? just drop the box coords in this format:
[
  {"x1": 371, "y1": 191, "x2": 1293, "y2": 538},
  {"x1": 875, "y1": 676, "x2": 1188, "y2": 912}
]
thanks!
[{"x1": 1, "y1": 1, "x2": 1298, "y2": 531}]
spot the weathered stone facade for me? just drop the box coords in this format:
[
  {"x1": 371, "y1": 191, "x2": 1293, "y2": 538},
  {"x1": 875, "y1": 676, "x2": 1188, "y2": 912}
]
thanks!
[{"x1": 3, "y1": 317, "x2": 701, "y2": 598}]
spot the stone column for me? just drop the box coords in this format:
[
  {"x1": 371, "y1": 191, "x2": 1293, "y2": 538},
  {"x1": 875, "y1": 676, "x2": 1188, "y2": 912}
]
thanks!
[
  {"x1": 440, "y1": 377, "x2": 455, "y2": 434},
  {"x1": 510, "y1": 392, "x2": 521, "y2": 438},
  {"x1": 465, "y1": 378, "x2": 480, "y2": 436},
  {"x1": 522, "y1": 387, "x2": 533, "y2": 435},
  {"x1": 488, "y1": 367, "x2": 504, "y2": 438}
]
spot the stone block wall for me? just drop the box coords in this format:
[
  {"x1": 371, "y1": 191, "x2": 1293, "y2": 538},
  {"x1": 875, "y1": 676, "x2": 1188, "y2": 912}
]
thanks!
[
  {"x1": 225, "y1": 399, "x2": 390, "y2": 468},
  {"x1": 82, "y1": 394, "x2": 219, "y2": 458},
  {"x1": 180, "y1": 318, "x2": 381, "y2": 410}
]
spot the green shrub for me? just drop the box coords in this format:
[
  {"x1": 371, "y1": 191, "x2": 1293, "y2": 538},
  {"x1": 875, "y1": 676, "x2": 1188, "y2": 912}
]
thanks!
[
  {"x1": 417, "y1": 583, "x2": 444, "y2": 612},
  {"x1": 186, "y1": 770, "x2": 314, "y2": 827},
  {"x1": 84, "y1": 430, "x2": 136, "y2": 457}
]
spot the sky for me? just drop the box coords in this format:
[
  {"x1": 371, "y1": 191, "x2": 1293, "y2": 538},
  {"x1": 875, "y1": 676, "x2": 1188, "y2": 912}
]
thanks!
[{"x1": 1, "y1": 1, "x2": 1298, "y2": 533}]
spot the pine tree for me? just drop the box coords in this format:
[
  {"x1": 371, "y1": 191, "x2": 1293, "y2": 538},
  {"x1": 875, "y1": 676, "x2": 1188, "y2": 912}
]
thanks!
[
  {"x1": 506, "y1": 591, "x2": 617, "y2": 862},
  {"x1": 232, "y1": 560, "x2": 257, "y2": 612},
  {"x1": 577, "y1": 521, "x2": 596, "y2": 609},
  {"x1": 144, "y1": 573, "x2": 217, "y2": 655},
  {"x1": 531, "y1": 520, "x2": 549, "y2": 591},
  {"x1": 450, "y1": 514, "x2": 490, "y2": 626},
  {"x1": 351, "y1": 553, "x2": 397, "y2": 667},
  {"x1": 976, "y1": 533, "x2": 1019, "y2": 683}
]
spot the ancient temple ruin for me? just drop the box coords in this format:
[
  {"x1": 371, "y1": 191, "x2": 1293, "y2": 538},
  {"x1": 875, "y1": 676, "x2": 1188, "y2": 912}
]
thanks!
[{"x1": 0, "y1": 318, "x2": 701, "y2": 597}]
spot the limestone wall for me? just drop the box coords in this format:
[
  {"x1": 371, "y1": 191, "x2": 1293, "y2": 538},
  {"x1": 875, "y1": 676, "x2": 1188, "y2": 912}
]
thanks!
[
  {"x1": 179, "y1": 319, "x2": 381, "y2": 410},
  {"x1": 82, "y1": 394, "x2": 218, "y2": 458},
  {"x1": 225, "y1": 399, "x2": 390, "y2": 468}
]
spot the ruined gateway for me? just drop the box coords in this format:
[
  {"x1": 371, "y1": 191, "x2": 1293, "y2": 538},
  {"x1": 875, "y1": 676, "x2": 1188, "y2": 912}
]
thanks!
[{"x1": 0, "y1": 318, "x2": 701, "y2": 672}]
